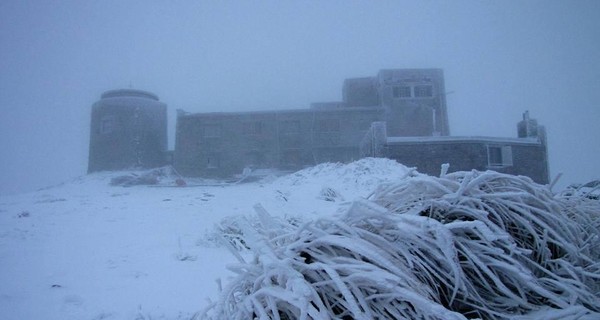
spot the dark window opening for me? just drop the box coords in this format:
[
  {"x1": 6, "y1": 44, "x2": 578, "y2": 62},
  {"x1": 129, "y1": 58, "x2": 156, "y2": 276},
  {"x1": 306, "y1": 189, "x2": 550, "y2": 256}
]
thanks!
[
  {"x1": 100, "y1": 116, "x2": 115, "y2": 134},
  {"x1": 488, "y1": 146, "x2": 502, "y2": 166},
  {"x1": 393, "y1": 86, "x2": 411, "y2": 98},
  {"x1": 414, "y1": 85, "x2": 433, "y2": 97},
  {"x1": 488, "y1": 145, "x2": 513, "y2": 167}
]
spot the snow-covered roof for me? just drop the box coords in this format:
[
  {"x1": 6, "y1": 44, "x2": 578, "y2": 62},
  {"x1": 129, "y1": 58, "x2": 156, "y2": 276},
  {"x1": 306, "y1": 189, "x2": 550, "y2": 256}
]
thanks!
[
  {"x1": 179, "y1": 106, "x2": 385, "y2": 118},
  {"x1": 100, "y1": 89, "x2": 160, "y2": 101},
  {"x1": 386, "y1": 135, "x2": 541, "y2": 145}
]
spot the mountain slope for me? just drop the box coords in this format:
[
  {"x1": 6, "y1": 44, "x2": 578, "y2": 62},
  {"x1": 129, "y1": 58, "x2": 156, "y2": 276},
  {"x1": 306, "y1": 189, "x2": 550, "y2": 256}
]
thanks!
[{"x1": 0, "y1": 158, "x2": 409, "y2": 320}]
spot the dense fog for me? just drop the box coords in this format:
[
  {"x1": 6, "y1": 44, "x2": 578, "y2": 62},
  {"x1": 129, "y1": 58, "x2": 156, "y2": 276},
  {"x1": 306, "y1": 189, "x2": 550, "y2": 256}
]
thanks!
[{"x1": 1, "y1": 1, "x2": 599, "y2": 194}]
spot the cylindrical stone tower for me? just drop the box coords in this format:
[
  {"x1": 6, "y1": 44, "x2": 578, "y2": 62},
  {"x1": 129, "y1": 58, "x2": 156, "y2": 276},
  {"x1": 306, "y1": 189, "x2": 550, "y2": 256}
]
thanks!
[{"x1": 88, "y1": 89, "x2": 167, "y2": 173}]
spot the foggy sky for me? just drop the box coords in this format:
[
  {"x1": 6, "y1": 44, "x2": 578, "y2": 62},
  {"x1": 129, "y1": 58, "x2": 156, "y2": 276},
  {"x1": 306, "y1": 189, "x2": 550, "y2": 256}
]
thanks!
[{"x1": 1, "y1": 0, "x2": 599, "y2": 195}]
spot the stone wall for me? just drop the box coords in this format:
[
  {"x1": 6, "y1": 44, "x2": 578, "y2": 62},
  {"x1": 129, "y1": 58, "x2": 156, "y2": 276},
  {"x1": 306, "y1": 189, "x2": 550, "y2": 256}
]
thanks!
[
  {"x1": 174, "y1": 107, "x2": 383, "y2": 177},
  {"x1": 385, "y1": 139, "x2": 549, "y2": 184}
]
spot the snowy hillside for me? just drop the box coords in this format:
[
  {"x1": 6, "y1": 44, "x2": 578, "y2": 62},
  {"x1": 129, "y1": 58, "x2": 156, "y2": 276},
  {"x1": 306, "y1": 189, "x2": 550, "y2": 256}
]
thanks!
[
  {"x1": 0, "y1": 158, "x2": 410, "y2": 320},
  {"x1": 1, "y1": 158, "x2": 598, "y2": 320}
]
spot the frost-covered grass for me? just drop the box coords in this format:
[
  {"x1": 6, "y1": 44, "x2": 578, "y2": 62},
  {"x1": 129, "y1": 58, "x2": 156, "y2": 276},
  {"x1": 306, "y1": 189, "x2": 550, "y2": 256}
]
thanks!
[
  {"x1": 0, "y1": 158, "x2": 408, "y2": 319},
  {"x1": 203, "y1": 169, "x2": 600, "y2": 319},
  {"x1": 1, "y1": 159, "x2": 598, "y2": 319}
]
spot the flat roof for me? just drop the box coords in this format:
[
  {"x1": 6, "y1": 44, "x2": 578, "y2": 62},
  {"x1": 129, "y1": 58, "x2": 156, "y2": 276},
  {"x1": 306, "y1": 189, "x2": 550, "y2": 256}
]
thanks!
[
  {"x1": 101, "y1": 89, "x2": 159, "y2": 101},
  {"x1": 387, "y1": 136, "x2": 541, "y2": 145},
  {"x1": 179, "y1": 106, "x2": 385, "y2": 118}
]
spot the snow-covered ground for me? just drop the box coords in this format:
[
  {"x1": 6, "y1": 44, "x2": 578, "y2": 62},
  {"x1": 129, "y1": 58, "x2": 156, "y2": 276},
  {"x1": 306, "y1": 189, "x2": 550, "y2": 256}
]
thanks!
[{"x1": 0, "y1": 158, "x2": 411, "y2": 320}]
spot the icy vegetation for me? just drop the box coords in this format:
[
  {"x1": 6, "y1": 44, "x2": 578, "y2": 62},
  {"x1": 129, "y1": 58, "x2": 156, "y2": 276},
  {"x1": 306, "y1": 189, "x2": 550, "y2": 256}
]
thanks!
[
  {"x1": 1, "y1": 158, "x2": 598, "y2": 319},
  {"x1": 202, "y1": 166, "x2": 600, "y2": 319}
]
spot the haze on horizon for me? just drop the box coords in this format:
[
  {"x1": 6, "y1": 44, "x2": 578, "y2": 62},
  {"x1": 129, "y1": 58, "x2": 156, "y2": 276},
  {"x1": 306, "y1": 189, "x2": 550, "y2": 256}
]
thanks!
[{"x1": 1, "y1": 0, "x2": 599, "y2": 195}]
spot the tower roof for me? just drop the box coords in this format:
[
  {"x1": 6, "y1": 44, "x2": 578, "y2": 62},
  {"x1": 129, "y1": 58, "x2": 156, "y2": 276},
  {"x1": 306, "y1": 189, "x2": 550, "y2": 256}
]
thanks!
[{"x1": 100, "y1": 89, "x2": 159, "y2": 101}]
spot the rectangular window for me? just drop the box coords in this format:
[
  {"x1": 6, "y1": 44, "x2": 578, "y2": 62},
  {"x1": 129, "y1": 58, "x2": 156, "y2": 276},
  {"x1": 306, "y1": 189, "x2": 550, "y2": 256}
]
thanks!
[
  {"x1": 100, "y1": 116, "x2": 115, "y2": 134},
  {"x1": 488, "y1": 146, "x2": 502, "y2": 166},
  {"x1": 414, "y1": 85, "x2": 433, "y2": 97},
  {"x1": 203, "y1": 124, "x2": 221, "y2": 138},
  {"x1": 393, "y1": 86, "x2": 411, "y2": 98},
  {"x1": 488, "y1": 145, "x2": 513, "y2": 167}
]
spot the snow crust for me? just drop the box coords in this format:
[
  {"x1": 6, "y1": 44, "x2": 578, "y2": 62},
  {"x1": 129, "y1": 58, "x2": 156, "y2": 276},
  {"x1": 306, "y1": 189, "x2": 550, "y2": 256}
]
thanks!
[
  {"x1": 1, "y1": 158, "x2": 598, "y2": 319},
  {"x1": 0, "y1": 158, "x2": 408, "y2": 320}
]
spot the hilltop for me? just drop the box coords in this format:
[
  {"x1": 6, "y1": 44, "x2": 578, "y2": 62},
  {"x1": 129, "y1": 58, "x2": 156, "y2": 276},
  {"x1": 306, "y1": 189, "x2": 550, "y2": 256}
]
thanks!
[
  {"x1": 1, "y1": 158, "x2": 598, "y2": 320},
  {"x1": 0, "y1": 158, "x2": 409, "y2": 320}
]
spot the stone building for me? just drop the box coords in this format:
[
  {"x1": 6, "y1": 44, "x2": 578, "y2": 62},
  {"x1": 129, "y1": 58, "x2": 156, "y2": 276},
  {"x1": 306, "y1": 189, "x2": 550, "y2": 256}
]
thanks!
[
  {"x1": 88, "y1": 89, "x2": 168, "y2": 172},
  {"x1": 88, "y1": 69, "x2": 550, "y2": 184},
  {"x1": 360, "y1": 112, "x2": 549, "y2": 183},
  {"x1": 174, "y1": 69, "x2": 454, "y2": 178}
]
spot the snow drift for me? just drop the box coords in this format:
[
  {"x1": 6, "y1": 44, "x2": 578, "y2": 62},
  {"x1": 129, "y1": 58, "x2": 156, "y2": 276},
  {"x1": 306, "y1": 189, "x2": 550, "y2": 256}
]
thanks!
[
  {"x1": 2, "y1": 158, "x2": 598, "y2": 319},
  {"x1": 202, "y1": 167, "x2": 600, "y2": 319}
]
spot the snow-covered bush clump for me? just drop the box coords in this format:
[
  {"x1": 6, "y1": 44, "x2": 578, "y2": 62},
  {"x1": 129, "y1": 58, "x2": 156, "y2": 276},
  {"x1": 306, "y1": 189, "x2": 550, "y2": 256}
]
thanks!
[
  {"x1": 202, "y1": 169, "x2": 600, "y2": 320},
  {"x1": 560, "y1": 179, "x2": 600, "y2": 201},
  {"x1": 272, "y1": 158, "x2": 412, "y2": 199},
  {"x1": 370, "y1": 170, "x2": 600, "y2": 318}
]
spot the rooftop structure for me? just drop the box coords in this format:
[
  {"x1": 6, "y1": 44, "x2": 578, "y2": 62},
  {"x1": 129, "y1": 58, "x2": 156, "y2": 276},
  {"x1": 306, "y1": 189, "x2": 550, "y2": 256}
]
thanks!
[
  {"x1": 173, "y1": 69, "x2": 548, "y2": 183},
  {"x1": 88, "y1": 69, "x2": 550, "y2": 184}
]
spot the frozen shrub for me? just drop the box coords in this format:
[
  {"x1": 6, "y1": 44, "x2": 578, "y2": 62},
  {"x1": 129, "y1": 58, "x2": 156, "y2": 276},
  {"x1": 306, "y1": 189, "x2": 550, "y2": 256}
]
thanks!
[
  {"x1": 317, "y1": 187, "x2": 345, "y2": 202},
  {"x1": 202, "y1": 171, "x2": 600, "y2": 320},
  {"x1": 17, "y1": 211, "x2": 30, "y2": 218}
]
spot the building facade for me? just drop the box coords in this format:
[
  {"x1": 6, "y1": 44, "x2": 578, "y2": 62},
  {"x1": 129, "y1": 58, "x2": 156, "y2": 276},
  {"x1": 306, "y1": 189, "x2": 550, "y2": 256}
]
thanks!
[
  {"x1": 89, "y1": 69, "x2": 550, "y2": 184},
  {"x1": 174, "y1": 107, "x2": 384, "y2": 177},
  {"x1": 360, "y1": 116, "x2": 549, "y2": 183},
  {"x1": 174, "y1": 68, "x2": 455, "y2": 178},
  {"x1": 88, "y1": 89, "x2": 168, "y2": 172}
]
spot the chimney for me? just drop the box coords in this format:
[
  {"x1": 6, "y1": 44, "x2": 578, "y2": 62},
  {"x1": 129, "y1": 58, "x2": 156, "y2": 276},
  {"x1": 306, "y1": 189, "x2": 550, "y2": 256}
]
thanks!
[{"x1": 517, "y1": 110, "x2": 539, "y2": 138}]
